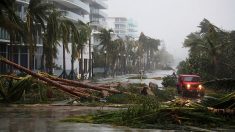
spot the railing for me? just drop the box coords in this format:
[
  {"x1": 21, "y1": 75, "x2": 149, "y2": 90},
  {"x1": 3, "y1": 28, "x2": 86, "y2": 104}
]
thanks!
[
  {"x1": 16, "y1": 0, "x2": 30, "y2": 4},
  {"x1": 53, "y1": 0, "x2": 90, "y2": 14},
  {"x1": 90, "y1": 9, "x2": 107, "y2": 18},
  {"x1": 92, "y1": 0, "x2": 108, "y2": 9},
  {"x1": 63, "y1": 10, "x2": 87, "y2": 23}
]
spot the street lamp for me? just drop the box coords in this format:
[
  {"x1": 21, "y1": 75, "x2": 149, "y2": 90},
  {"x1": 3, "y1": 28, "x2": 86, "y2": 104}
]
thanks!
[
  {"x1": 104, "y1": 50, "x2": 107, "y2": 77},
  {"x1": 118, "y1": 53, "x2": 120, "y2": 75},
  {"x1": 123, "y1": 54, "x2": 126, "y2": 74}
]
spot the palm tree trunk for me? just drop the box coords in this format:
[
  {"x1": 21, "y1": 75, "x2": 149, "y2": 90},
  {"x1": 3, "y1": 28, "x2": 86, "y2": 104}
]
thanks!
[
  {"x1": 60, "y1": 44, "x2": 67, "y2": 78},
  {"x1": 213, "y1": 56, "x2": 219, "y2": 77},
  {"x1": 8, "y1": 32, "x2": 14, "y2": 73},
  {"x1": 43, "y1": 73, "x2": 126, "y2": 94},
  {"x1": 40, "y1": 53, "x2": 45, "y2": 71},
  {"x1": 81, "y1": 47, "x2": 84, "y2": 80},
  {"x1": 69, "y1": 44, "x2": 76, "y2": 80}
]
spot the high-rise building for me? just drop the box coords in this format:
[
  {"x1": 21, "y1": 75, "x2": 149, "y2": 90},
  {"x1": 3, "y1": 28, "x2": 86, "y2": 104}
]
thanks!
[
  {"x1": 108, "y1": 17, "x2": 138, "y2": 39},
  {"x1": 0, "y1": 0, "x2": 108, "y2": 78}
]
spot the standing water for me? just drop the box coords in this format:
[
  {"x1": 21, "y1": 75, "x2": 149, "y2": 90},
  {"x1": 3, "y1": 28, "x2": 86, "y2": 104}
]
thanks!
[
  {"x1": 98, "y1": 70, "x2": 174, "y2": 87},
  {"x1": 0, "y1": 70, "x2": 174, "y2": 131},
  {"x1": 0, "y1": 105, "x2": 169, "y2": 132}
]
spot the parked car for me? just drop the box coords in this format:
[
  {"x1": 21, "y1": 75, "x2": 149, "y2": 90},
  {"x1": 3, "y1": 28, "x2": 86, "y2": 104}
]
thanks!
[{"x1": 176, "y1": 74, "x2": 205, "y2": 97}]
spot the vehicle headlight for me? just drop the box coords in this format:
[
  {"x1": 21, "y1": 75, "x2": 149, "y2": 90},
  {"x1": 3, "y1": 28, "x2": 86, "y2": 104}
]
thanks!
[
  {"x1": 198, "y1": 85, "x2": 202, "y2": 90},
  {"x1": 187, "y1": 84, "x2": 191, "y2": 89}
]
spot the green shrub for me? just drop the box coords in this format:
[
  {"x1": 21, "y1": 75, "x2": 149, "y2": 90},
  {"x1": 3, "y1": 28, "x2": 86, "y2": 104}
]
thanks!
[
  {"x1": 161, "y1": 75, "x2": 177, "y2": 87},
  {"x1": 106, "y1": 94, "x2": 131, "y2": 104}
]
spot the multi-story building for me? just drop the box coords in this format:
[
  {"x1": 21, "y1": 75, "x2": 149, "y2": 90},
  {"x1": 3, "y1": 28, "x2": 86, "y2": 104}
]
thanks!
[
  {"x1": 0, "y1": 0, "x2": 32, "y2": 74},
  {"x1": 0, "y1": 0, "x2": 108, "y2": 79},
  {"x1": 49, "y1": 0, "x2": 90, "y2": 77},
  {"x1": 127, "y1": 19, "x2": 138, "y2": 38},
  {"x1": 108, "y1": 17, "x2": 138, "y2": 39}
]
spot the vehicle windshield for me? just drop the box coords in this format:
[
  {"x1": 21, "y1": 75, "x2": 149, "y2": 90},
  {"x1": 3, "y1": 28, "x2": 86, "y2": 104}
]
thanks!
[{"x1": 183, "y1": 76, "x2": 200, "y2": 82}]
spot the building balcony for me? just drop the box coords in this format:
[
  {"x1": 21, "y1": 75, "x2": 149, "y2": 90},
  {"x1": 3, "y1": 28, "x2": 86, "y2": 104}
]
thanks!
[
  {"x1": 16, "y1": 0, "x2": 30, "y2": 4},
  {"x1": 62, "y1": 10, "x2": 87, "y2": 23},
  {"x1": 51, "y1": 0, "x2": 90, "y2": 14},
  {"x1": 90, "y1": 21, "x2": 107, "y2": 29},
  {"x1": 90, "y1": 9, "x2": 107, "y2": 18},
  {"x1": 89, "y1": 0, "x2": 108, "y2": 9}
]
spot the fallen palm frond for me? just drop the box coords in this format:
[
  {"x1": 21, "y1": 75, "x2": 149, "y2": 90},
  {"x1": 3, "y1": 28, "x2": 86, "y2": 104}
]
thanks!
[
  {"x1": 0, "y1": 76, "x2": 32, "y2": 102},
  {"x1": 63, "y1": 92, "x2": 235, "y2": 130}
]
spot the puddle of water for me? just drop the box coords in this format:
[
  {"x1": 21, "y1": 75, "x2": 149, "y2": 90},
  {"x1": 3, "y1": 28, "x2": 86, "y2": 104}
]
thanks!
[{"x1": 0, "y1": 106, "x2": 169, "y2": 132}]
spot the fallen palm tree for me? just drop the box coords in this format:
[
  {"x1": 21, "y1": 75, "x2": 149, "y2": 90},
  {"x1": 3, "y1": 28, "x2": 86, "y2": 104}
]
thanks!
[
  {"x1": 0, "y1": 56, "x2": 125, "y2": 101},
  {"x1": 38, "y1": 72, "x2": 126, "y2": 94}
]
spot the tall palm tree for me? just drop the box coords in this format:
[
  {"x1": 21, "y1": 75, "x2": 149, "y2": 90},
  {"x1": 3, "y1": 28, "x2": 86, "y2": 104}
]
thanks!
[
  {"x1": 110, "y1": 38, "x2": 125, "y2": 76},
  {"x1": 99, "y1": 28, "x2": 113, "y2": 76},
  {"x1": 42, "y1": 10, "x2": 61, "y2": 74},
  {"x1": 59, "y1": 19, "x2": 74, "y2": 78},
  {"x1": 26, "y1": 0, "x2": 53, "y2": 70},
  {"x1": 0, "y1": 0, "x2": 21, "y2": 31},
  {"x1": 69, "y1": 21, "x2": 91, "y2": 80},
  {"x1": 99, "y1": 28, "x2": 113, "y2": 52},
  {"x1": 0, "y1": 0, "x2": 26, "y2": 72},
  {"x1": 184, "y1": 19, "x2": 229, "y2": 76}
]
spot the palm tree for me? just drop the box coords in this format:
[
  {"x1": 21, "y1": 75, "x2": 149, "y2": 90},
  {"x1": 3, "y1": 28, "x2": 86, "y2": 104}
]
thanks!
[
  {"x1": 67, "y1": 22, "x2": 80, "y2": 80},
  {"x1": 26, "y1": 0, "x2": 53, "y2": 70},
  {"x1": 99, "y1": 28, "x2": 113, "y2": 76},
  {"x1": 184, "y1": 19, "x2": 229, "y2": 76},
  {"x1": 148, "y1": 38, "x2": 160, "y2": 69},
  {"x1": 67, "y1": 21, "x2": 90, "y2": 80},
  {"x1": 0, "y1": 0, "x2": 26, "y2": 73},
  {"x1": 59, "y1": 19, "x2": 74, "y2": 78},
  {"x1": 110, "y1": 38, "x2": 125, "y2": 76},
  {"x1": 99, "y1": 29, "x2": 113, "y2": 52},
  {"x1": 42, "y1": 10, "x2": 61, "y2": 74}
]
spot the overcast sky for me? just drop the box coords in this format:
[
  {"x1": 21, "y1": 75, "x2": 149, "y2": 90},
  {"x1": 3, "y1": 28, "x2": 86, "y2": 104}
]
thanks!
[{"x1": 107, "y1": 0, "x2": 235, "y2": 61}]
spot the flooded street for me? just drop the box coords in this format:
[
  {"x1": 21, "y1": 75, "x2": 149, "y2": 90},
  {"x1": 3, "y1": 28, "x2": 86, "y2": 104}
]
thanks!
[
  {"x1": 0, "y1": 105, "x2": 168, "y2": 132},
  {"x1": 0, "y1": 70, "x2": 174, "y2": 132},
  {"x1": 98, "y1": 70, "x2": 173, "y2": 87}
]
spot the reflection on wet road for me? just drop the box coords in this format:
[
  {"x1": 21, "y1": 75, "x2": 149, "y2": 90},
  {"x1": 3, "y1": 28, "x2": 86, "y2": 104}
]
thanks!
[
  {"x1": 98, "y1": 70, "x2": 173, "y2": 87},
  {"x1": 0, "y1": 105, "x2": 167, "y2": 132}
]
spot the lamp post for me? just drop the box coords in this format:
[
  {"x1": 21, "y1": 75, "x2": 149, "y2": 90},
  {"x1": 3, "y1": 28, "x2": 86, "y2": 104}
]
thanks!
[
  {"x1": 138, "y1": 56, "x2": 140, "y2": 72},
  {"x1": 123, "y1": 54, "x2": 126, "y2": 74},
  {"x1": 128, "y1": 55, "x2": 131, "y2": 73},
  {"x1": 118, "y1": 53, "x2": 120, "y2": 75},
  {"x1": 88, "y1": 32, "x2": 92, "y2": 79},
  {"x1": 104, "y1": 50, "x2": 107, "y2": 77}
]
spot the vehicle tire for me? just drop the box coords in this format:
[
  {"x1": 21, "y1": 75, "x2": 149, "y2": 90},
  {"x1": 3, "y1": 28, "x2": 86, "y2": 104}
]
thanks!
[
  {"x1": 199, "y1": 91, "x2": 205, "y2": 97},
  {"x1": 180, "y1": 87, "x2": 187, "y2": 97}
]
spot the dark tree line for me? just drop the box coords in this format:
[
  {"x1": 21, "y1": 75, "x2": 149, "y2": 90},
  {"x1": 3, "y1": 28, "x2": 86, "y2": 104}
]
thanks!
[{"x1": 178, "y1": 19, "x2": 235, "y2": 80}]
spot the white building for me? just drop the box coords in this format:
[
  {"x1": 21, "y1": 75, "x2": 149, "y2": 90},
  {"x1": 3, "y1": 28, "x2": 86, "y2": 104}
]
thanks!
[
  {"x1": 0, "y1": 0, "x2": 108, "y2": 79},
  {"x1": 50, "y1": 0, "x2": 108, "y2": 78},
  {"x1": 108, "y1": 17, "x2": 138, "y2": 39}
]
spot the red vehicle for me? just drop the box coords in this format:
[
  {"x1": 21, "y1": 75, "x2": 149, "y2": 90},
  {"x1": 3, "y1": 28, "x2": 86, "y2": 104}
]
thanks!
[{"x1": 176, "y1": 74, "x2": 205, "y2": 97}]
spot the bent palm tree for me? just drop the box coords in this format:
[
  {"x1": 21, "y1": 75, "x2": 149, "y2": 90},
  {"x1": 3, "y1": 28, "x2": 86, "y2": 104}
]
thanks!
[
  {"x1": 69, "y1": 21, "x2": 91, "y2": 80},
  {"x1": 59, "y1": 19, "x2": 74, "y2": 78},
  {"x1": 26, "y1": 0, "x2": 53, "y2": 70},
  {"x1": 42, "y1": 10, "x2": 61, "y2": 74},
  {"x1": 0, "y1": 0, "x2": 26, "y2": 73}
]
